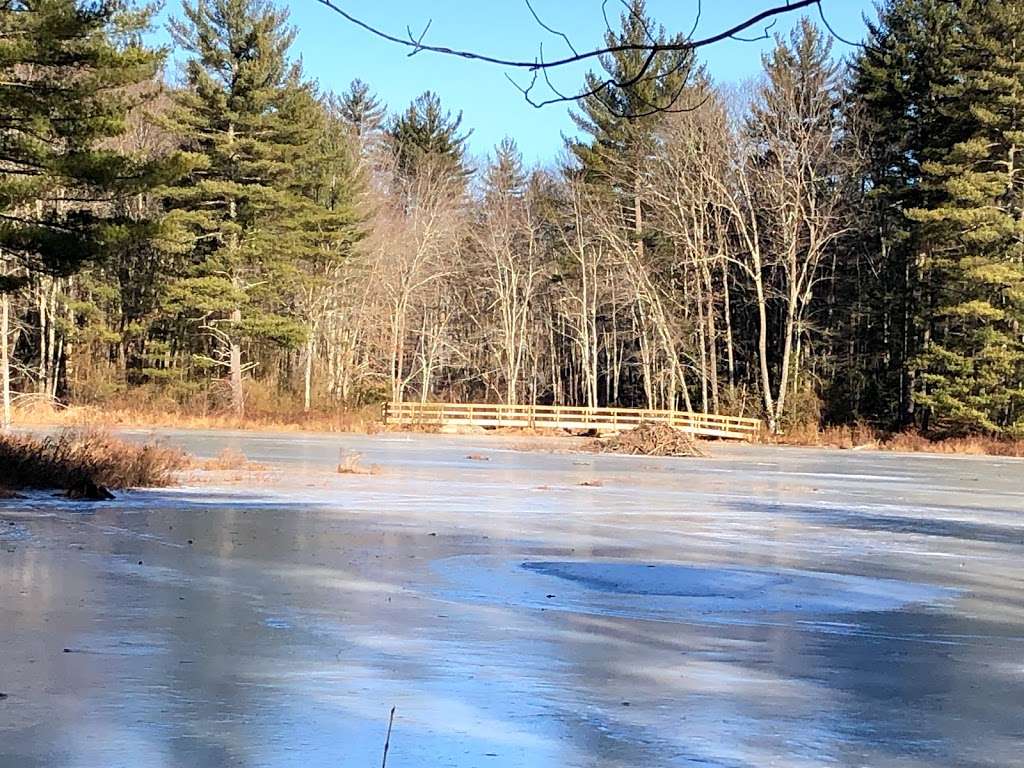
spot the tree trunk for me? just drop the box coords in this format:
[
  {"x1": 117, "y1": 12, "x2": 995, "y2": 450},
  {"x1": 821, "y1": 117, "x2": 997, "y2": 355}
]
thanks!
[
  {"x1": 754, "y1": 269, "x2": 777, "y2": 432},
  {"x1": 303, "y1": 334, "x2": 314, "y2": 413},
  {"x1": 47, "y1": 278, "x2": 57, "y2": 399},
  {"x1": 774, "y1": 287, "x2": 798, "y2": 429},
  {"x1": 64, "y1": 300, "x2": 74, "y2": 397},
  {"x1": 38, "y1": 280, "x2": 47, "y2": 395},
  {"x1": 230, "y1": 306, "x2": 243, "y2": 417},
  {"x1": 1, "y1": 291, "x2": 11, "y2": 429},
  {"x1": 225, "y1": 122, "x2": 244, "y2": 418},
  {"x1": 707, "y1": 279, "x2": 720, "y2": 414},
  {"x1": 696, "y1": 276, "x2": 709, "y2": 414},
  {"x1": 721, "y1": 260, "x2": 736, "y2": 397}
]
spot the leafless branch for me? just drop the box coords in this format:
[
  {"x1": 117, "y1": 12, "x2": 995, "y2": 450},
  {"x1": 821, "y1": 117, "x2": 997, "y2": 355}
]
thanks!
[
  {"x1": 524, "y1": 0, "x2": 577, "y2": 57},
  {"x1": 313, "y1": 0, "x2": 828, "y2": 110}
]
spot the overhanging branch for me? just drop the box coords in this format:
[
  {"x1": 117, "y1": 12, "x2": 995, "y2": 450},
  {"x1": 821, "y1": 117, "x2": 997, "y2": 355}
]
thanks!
[
  {"x1": 313, "y1": 0, "x2": 822, "y2": 70},
  {"x1": 311, "y1": 1, "x2": 843, "y2": 112}
]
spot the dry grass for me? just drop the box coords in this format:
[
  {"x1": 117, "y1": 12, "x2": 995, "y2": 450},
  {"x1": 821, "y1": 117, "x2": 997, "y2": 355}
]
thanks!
[
  {"x1": 769, "y1": 423, "x2": 1024, "y2": 457},
  {"x1": 335, "y1": 450, "x2": 381, "y2": 476},
  {"x1": 0, "y1": 430, "x2": 188, "y2": 496},
  {"x1": 882, "y1": 431, "x2": 1024, "y2": 457},
  {"x1": 12, "y1": 400, "x2": 384, "y2": 435},
  {"x1": 771, "y1": 422, "x2": 880, "y2": 450},
  {"x1": 193, "y1": 447, "x2": 266, "y2": 471}
]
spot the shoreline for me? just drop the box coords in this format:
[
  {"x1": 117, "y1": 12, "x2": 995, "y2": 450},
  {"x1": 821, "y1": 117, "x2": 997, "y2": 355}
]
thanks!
[{"x1": 8, "y1": 404, "x2": 1024, "y2": 460}]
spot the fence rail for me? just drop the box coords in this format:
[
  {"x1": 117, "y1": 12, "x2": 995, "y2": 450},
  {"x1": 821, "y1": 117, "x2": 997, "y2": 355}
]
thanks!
[{"x1": 383, "y1": 401, "x2": 761, "y2": 440}]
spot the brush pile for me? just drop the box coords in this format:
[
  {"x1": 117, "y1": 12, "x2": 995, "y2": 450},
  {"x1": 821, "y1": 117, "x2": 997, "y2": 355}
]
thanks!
[
  {"x1": 0, "y1": 430, "x2": 188, "y2": 499},
  {"x1": 586, "y1": 422, "x2": 707, "y2": 458}
]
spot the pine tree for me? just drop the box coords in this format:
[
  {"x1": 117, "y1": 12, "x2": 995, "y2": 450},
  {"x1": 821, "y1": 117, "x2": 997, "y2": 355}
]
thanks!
[
  {"x1": 566, "y1": 0, "x2": 700, "y2": 273},
  {"x1": 289, "y1": 94, "x2": 366, "y2": 411},
  {"x1": 0, "y1": 0, "x2": 181, "y2": 276},
  {"x1": 1, "y1": 0, "x2": 183, "y2": 421},
  {"x1": 387, "y1": 90, "x2": 470, "y2": 180},
  {"x1": 841, "y1": 0, "x2": 974, "y2": 426},
  {"x1": 484, "y1": 137, "x2": 526, "y2": 203},
  {"x1": 568, "y1": 0, "x2": 696, "y2": 185},
  {"x1": 749, "y1": 20, "x2": 840, "y2": 148},
  {"x1": 163, "y1": 0, "x2": 354, "y2": 416},
  {"x1": 908, "y1": 0, "x2": 1024, "y2": 435},
  {"x1": 336, "y1": 78, "x2": 385, "y2": 139}
]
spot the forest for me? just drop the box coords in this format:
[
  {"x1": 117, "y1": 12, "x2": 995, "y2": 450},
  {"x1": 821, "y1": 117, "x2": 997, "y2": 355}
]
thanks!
[{"x1": 1, "y1": 0, "x2": 1022, "y2": 438}]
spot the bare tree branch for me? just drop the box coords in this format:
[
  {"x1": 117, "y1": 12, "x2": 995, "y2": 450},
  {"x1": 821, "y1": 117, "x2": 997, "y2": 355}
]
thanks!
[
  {"x1": 312, "y1": 0, "x2": 829, "y2": 110},
  {"x1": 524, "y1": 0, "x2": 578, "y2": 57}
]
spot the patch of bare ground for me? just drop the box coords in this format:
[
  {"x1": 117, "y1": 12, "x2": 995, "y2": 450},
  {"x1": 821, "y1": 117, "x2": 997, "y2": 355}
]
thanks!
[
  {"x1": 0, "y1": 430, "x2": 188, "y2": 499},
  {"x1": 585, "y1": 423, "x2": 708, "y2": 458}
]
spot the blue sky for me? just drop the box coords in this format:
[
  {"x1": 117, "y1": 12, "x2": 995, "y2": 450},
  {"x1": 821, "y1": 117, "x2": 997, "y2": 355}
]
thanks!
[{"x1": 157, "y1": 1, "x2": 877, "y2": 165}]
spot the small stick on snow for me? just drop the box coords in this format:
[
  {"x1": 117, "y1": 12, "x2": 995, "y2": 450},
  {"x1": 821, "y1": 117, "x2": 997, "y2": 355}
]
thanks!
[{"x1": 381, "y1": 706, "x2": 396, "y2": 768}]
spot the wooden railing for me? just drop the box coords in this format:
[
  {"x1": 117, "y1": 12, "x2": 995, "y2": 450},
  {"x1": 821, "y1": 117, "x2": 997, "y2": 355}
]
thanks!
[{"x1": 383, "y1": 401, "x2": 761, "y2": 440}]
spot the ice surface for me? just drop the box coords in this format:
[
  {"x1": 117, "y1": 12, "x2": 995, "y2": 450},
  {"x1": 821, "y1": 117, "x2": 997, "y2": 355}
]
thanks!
[{"x1": 1, "y1": 431, "x2": 1023, "y2": 768}]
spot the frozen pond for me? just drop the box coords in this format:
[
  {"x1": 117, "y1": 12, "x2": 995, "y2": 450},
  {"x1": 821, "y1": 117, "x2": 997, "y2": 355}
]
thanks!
[{"x1": 2, "y1": 430, "x2": 1024, "y2": 767}]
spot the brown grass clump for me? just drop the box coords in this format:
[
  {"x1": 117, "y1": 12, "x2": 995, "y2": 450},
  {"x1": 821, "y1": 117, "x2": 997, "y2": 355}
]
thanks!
[
  {"x1": 0, "y1": 430, "x2": 188, "y2": 497},
  {"x1": 335, "y1": 450, "x2": 381, "y2": 476},
  {"x1": 586, "y1": 423, "x2": 707, "y2": 458},
  {"x1": 193, "y1": 447, "x2": 266, "y2": 471}
]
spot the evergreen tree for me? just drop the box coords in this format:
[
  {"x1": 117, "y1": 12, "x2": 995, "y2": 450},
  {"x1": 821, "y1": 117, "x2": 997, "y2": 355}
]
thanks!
[
  {"x1": 387, "y1": 90, "x2": 470, "y2": 180},
  {"x1": 568, "y1": 0, "x2": 696, "y2": 186},
  {"x1": 302, "y1": 98, "x2": 366, "y2": 216},
  {"x1": 841, "y1": 0, "x2": 974, "y2": 426},
  {"x1": 749, "y1": 20, "x2": 840, "y2": 147},
  {"x1": 566, "y1": 0, "x2": 700, "y2": 272},
  {"x1": 336, "y1": 78, "x2": 385, "y2": 139},
  {"x1": 908, "y1": 0, "x2": 1024, "y2": 435},
  {"x1": 0, "y1": 0, "x2": 181, "y2": 277},
  {"x1": 290, "y1": 94, "x2": 366, "y2": 410},
  {"x1": 484, "y1": 137, "x2": 527, "y2": 203},
  {"x1": 164, "y1": 0, "x2": 356, "y2": 415}
]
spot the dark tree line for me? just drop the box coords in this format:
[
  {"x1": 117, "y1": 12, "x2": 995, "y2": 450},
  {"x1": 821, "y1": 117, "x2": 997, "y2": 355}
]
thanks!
[{"x1": 1, "y1": 0, "x2": 1021, "y2": 437}]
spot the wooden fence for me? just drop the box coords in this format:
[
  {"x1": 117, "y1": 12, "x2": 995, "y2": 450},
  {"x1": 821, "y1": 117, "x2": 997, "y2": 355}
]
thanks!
[{"x1": 383, "y1": 401, "x2": 761, "y2": 440}]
